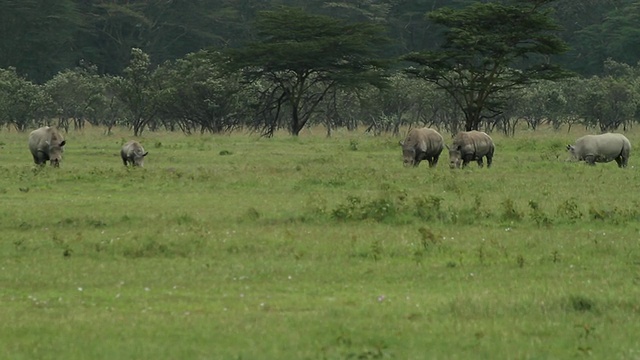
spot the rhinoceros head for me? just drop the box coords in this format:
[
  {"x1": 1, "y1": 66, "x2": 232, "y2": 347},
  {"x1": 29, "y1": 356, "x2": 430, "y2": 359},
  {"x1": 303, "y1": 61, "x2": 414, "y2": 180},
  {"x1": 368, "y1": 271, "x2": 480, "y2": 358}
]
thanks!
[
  {"x1": 446, "y1": 144, "x2": 462, "y2": 169},
  {"x1": 566, "y1": 144, "x2": 578, "y2": 160},
  {"x1": 132, "y1": 150, "x2": 149, "y2": 167},
  {"x1": 402, "y1": 149, "x2": 417, "y2": 167},
  {"x1": 47, "y1": 140, "x2": 66, "y2": 167}
]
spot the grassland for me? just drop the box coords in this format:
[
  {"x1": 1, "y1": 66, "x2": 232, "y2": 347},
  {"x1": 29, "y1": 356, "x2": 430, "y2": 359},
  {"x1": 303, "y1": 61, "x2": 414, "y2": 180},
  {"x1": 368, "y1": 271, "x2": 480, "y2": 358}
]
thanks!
[{"x1": 1, "y1": 125, "x2": 640, "y2": 359}]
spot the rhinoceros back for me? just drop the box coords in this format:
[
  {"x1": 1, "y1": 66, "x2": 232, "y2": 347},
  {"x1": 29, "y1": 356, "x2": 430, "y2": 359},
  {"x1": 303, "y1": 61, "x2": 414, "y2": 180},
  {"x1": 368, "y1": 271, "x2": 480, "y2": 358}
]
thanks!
[
  {"x1": 403, "y1": 128, "x2": 444, "y2": 155},
  {"x1": 575, "y1": 133, "x2": 631, "y2": 162},
  {"x1": 453, "y1": 131, "x2": 494, "y2": 157}
]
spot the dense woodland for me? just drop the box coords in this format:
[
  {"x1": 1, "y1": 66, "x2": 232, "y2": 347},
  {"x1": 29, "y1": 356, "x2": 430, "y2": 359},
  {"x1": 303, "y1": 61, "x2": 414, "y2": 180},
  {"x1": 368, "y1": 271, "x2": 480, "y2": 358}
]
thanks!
[{"x1": 1, "y1": 0, "x2": 640, "y2": 136}]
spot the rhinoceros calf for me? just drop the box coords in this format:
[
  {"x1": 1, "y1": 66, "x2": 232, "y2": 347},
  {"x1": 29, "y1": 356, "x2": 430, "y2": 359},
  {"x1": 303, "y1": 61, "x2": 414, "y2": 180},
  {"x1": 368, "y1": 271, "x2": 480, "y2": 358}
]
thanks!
[
  {"x1": 399, "y1": 127, "x2": 444, "y2": 167},
  {"x1": 121, "y1": 140, "x2": 148, "y2": 167},
  {"x1": 28, "y1": 126, "x2": 66, "y2": 167},
  {"x1": 447, "y1": 130, "x2": 494, "y2": 169},
  {"x1": 567, "y1": 133, "x2": 631, "y2": 167}
]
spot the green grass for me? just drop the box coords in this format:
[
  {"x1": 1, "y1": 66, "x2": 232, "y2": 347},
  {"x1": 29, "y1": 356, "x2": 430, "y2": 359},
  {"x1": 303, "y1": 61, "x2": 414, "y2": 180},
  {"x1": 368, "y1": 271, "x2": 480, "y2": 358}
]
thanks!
[{"x1": 1, "y1": 125, "x2": 640, "y2": 359}]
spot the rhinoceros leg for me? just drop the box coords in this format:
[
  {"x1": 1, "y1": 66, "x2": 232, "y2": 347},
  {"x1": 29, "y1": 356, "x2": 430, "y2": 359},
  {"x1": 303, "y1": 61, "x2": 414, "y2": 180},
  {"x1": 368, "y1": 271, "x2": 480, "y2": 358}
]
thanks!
[
  {"x1": 615, "y1": 157, "x2": 623, "y2": 167},
  {"x1": 429, "y1": 155, "x2": 439, "y2": 168},
  {"x1": 615, "y1": 154, "x2": 629, "y2": 168},
  {"x1": 476, "y1": 158, "x2": 484, "y2": 168},
  {"x1": 33, "y1": 151, "x2": 47, "y2": 166},
  {"x1": 616, "y1": 149, "x2": 630, "y2": 167},
  {"x1": 583, "y1": 155, "x2": 596, "y2": 165},
  {"x1": 461, "y1": 155, "x2": 473, "y2": 168}
]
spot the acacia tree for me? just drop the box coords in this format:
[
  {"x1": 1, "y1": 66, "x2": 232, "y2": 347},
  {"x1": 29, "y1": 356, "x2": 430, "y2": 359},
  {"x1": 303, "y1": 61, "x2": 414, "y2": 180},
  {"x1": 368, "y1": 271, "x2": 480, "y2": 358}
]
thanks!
[
  {"x1": 403, "y1": 0, "x2": 571, "y2": 131},
  {"x1": 226, "y1": 6, "x2": 390, "y2": 136}
]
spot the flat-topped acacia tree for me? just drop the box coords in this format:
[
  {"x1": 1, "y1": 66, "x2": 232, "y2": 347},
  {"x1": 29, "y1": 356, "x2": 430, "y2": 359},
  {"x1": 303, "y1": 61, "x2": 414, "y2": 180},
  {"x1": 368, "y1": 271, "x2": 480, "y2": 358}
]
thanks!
[
  {"x1": 226, "y1": 6, "x2": 390, "y2": 136},
  {"x1": 403, "y1": 0, "x2": 572, "y2": 132}
]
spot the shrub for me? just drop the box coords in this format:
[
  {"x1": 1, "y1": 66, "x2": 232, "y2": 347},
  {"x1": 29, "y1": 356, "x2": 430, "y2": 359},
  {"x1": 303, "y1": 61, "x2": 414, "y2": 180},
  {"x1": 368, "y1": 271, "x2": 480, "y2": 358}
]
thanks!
[{"x1": 501, "y1": 198, "x2": 523, "y2": 222}]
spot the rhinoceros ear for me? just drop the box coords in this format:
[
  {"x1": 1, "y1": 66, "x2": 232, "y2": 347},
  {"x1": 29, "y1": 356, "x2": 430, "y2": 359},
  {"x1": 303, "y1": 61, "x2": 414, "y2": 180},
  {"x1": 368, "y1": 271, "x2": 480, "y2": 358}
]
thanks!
[
  {"x1": 143, "y1": 151, "x2": 149, "y2": 157},
  {"x1": 445, "y1": 144, "x2": 450, "y2": 150},
  {"x1": 398, "y1": 140, "x2": 404, "y2": 147},
  {"x1": 566, "y1": 144, "x2": 572, "y2": 151},
  {"x1": 60, "y1": 140, "x2": 66, "y2": 147}
]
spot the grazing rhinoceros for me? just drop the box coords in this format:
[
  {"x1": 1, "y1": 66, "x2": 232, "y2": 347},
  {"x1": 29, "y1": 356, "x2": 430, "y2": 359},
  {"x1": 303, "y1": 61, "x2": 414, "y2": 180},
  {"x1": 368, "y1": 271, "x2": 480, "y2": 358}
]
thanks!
[
  {"x1": 446, "y1": 130, "x2": 494, "y2": 169},
  {"x1": 399, "y1": 127, "x2": 444, "y2": 167},
  {"x1": 567, "y1": 133, "x2": 631, "y2": 167},
  {"x1": 28, "y1": 126, "x2": 66, "y2": 167},
  {"x1": 121, "y1": 140, "x2": 148, "y2": 167}
]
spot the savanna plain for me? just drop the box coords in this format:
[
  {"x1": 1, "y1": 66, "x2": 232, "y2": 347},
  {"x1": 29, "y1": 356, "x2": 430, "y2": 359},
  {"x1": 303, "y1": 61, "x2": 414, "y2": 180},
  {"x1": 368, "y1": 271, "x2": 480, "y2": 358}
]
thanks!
[{"x1": 1, "y1": 125, "x2": 640, "y2": 359}]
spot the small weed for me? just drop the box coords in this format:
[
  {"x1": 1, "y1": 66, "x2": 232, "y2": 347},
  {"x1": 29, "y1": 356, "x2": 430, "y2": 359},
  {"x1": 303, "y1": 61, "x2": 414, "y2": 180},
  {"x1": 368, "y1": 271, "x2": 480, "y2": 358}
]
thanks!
[
  {"x1": 568, "y1": 295, "x2": 596, "y2": 312},
  {"x1": 244, "y1": 207, "x2": 261, "y2": 221},
  {"x1": 219, "y1": 150, "x2": 232, "y2": 155},
  {"x1": 330, "y1": 192, "x2": 449, "y2": 224},
  {"x1": 349, "y1": 139, "x2": 359, "y2": 151},
  {"x1": 588, "y1": 205, "x2": 613, "y2": 221},
  {"x1": 13, "y1": 238, "x2": 25, "y2": 251},
  {"x1": 415, "y1": 195, "x2": 444, "y2": 221},
  {"x1": 326, "y1": 177, "x2": 346, "y2": 187},
  {"x1": 501, "y1": 198, "x2": 523, "y2": 222},
  {"x1": 361, "y1": 198, "x2": 396, "y2": 222},
  {"x1": 19, "y1": 222, "x2": 32, "y2": 229},
  {"x1": 516, "y1": 254, "x2": 525, "y2": 268},
  {"x1": 413, "y1": 227, "x2": 438, "y2": 265},
  {"x1": 331, "y1": 196, "x2": 363, "y2": 221},
  {"x1": 443, "y1": 181, "x2": 463, "y2": 196},
  {"x1": 370, "y1": 239, "x2": 383, "y2": 261},
  {"x1": 322, "y1": 335, "x2": 389, "y2": 360},
  {"x1": 175, "y1": 213, "x2": 196, "y2": 225},
  {"x1": 477, "y1": 244, "x2": 485, "y2": 265},
  {"x1": 557, "y1": 198, "x2": 582, "y2": 222},
  {"x1": 51, "y1": 232, "x2": 72, "y2": 256},
  {"x1": 87, "y1": 219, "x2": 107, "y2": 228},
  {"x1": 305, "y1": 194, "x2": 327, "y2": 216},
  {"x1": 418, "y1": 227, "x2": 438, "y2": 249},
  {"x1": 528, "y1": 200, "x2": 553, "y2": 227},
  {"x1": 123, "y1": 238, "x2": 169, "y2": 258},
  {"x1": 454, "y1": 195, "x2": 491, "y2": 224}
]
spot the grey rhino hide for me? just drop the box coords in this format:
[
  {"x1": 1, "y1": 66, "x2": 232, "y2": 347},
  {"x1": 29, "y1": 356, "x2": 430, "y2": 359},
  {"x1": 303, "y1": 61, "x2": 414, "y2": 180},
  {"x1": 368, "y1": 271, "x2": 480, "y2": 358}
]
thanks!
[
  {"x1": 567, "y1": 133, "x2": 631, "y2": 167},
  {"x1": 28, "y1": 126, "x2": 66, "y2": 167},
  {"x1": 447, "y1": 130, "x2": 494, "y2": 169},
  {"x1": 121, "y1": 140, "x2": 149, "y2": 167},
  {"x1": 400, "y1": 127, "x2": 444, "y2": 167}
]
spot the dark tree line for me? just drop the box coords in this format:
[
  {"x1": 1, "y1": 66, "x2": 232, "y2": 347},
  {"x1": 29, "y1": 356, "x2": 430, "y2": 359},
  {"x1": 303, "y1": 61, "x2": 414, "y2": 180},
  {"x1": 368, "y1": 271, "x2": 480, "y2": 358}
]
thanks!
[
  {"x1": 1, "y1": 1, "x2": 639, "y2": 136},
  {"x1": 2, "y1": 0, "x2": 640, "y2": 83}
]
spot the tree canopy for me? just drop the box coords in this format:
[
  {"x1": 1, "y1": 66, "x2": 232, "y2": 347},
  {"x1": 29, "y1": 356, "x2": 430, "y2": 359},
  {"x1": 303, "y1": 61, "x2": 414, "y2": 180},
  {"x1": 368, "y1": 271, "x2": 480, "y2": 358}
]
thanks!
[
  {"x1": 403, "y1": 0, "x2": 572, "y2": 131},
  {"x1": 0, "y1": 0, "x2": 639, "y2": 82},
  {"x1": 226, "y1": 6, "x2": 390, "y2": 136},
  {"x1": 2, "y1": 1, "x2": 640, "y2": 137}
]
